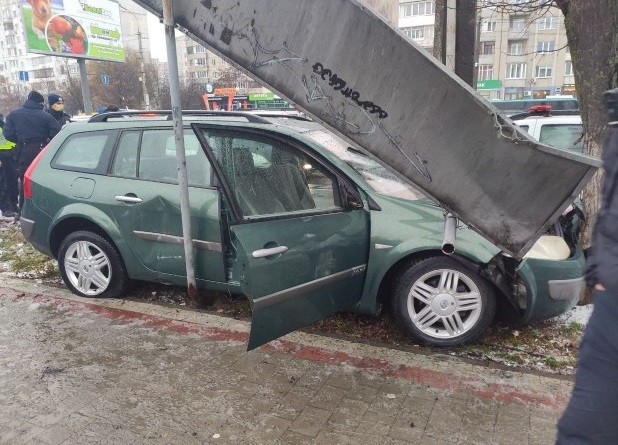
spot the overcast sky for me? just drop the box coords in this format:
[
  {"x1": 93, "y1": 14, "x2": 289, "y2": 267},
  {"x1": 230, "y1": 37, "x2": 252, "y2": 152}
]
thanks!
[{"x1": 146, "y1": 13, "x2": 167, "y2": 62}]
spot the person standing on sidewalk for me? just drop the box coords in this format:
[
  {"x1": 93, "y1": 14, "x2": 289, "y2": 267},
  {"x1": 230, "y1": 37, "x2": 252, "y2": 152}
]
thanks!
[
  {"x1": 45, "y1": 93, "x2": 71, "y2": 127},
  {"x1": 556, "y1": 89, "x2": 618, "y2": 444},
  {"x1": 0, "y1": 113, "x2": 18, "y2": 219},
  {"x1": 2, "y1": 91, "x2": 61, "y2": 217}
]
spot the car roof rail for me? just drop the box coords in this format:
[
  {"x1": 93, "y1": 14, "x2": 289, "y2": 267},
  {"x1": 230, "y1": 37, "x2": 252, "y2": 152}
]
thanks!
[
  {"x1": 252, "y1": 112, "x2": 313, "y2": 121},
  {"x1": 87, "y1": 110, "x2": 272, "y2": 124},
  {"x1": 510, "y1": 109, "x2": 581, "y2": 121}
]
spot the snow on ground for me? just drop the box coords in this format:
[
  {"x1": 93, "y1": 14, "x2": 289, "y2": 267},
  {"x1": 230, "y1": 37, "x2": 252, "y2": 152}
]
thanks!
[{"x1": 556, "y1": 304, "x2": 593, "y2": 326}]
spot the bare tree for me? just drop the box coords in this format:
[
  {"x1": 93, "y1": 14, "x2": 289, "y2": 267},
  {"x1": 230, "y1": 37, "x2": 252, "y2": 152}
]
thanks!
[{"x1": 87, "y1": 48, "x2": 144, "y2": 109}]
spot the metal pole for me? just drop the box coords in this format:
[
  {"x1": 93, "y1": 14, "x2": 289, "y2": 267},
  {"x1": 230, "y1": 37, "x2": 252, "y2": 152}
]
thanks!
[
  {"x1": 163, "y1": 0, "x2": 198, "y2": 305},
  {"x1": 77, "y1": 58, "x2": 92, "y2": 114},
  {"x1": 137, "y1": 29, "x2": 151, "y2": 110}
]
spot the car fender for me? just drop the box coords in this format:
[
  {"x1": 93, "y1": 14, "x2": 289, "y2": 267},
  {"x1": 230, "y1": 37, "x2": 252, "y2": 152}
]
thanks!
[
  {"x1": 356, "y1": 198, "x2": 501, "y2": 315},
  {"x1": 48, "y1": 203, "x2": 145, "y2": 276}
]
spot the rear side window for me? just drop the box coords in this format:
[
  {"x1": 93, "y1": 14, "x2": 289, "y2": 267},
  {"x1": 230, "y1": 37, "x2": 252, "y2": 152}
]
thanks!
[
  {"x1": 118, "y1": 129, "x2": 212, "y2": 187},
  {"x1": 539, "y1": 124, "x2": 584, "y2": 152},
  {"x1": 52, "y1": 132, "x2": 113, "y2": 173}
]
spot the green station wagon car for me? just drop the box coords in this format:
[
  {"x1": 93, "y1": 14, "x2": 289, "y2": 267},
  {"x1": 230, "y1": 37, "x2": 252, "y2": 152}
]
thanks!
[{"x1": 20, "y1": 111, "x2": 586, "y2": 350}]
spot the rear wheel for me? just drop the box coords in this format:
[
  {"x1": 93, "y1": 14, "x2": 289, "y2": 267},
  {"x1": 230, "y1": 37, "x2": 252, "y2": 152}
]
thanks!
[
  {"x1": 392, "y1": 256, "x2": 496, "y2": 346},
  {"x1": 58, "y1": 231, "x2": 129, "y2": 298}
]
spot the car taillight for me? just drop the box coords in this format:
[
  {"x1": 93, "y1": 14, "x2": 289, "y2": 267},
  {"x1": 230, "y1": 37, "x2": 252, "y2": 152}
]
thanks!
[{"x1": 23, "y1": 143, "x2": 50, "y2": 199}]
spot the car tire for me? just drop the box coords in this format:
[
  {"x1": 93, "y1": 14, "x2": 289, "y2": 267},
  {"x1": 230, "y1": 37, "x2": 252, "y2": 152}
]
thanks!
[
  {"x1": 58, "y1": 231, "x2": 130, "y2": 298},
  {"x1": 392, "y1": 256, "x2": 496, "y2": 347}
]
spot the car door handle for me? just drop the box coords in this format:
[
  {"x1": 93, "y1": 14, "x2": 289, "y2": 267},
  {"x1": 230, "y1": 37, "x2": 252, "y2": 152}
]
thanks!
[
  {"x1": 252, "y1": 246, "x2": 288, "y2": 258},
  {"x1": 115, "y1": 195, "x2": 143, "y2": 204}
]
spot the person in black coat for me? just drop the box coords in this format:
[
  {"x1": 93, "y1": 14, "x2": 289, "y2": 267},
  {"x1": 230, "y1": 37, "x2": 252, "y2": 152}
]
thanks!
[
  {"x1": 556, "y1": 89, "x2": 618, "y2": 444},
  {"x1": 2, "y1": 90, "x2": 61, "y2": 215},
  {"x1": 46, "y1": 93, "x2": 72, "y2": 127}
]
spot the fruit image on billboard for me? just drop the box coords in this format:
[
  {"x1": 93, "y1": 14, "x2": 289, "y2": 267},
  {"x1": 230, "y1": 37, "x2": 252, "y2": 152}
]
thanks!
[{"x1": 22, "y1": 0, "x2": 124, "y2": 62}]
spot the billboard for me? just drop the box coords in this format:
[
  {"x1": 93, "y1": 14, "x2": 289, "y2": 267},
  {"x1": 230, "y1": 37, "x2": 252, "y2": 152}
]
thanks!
[{"x1": 21, "y1": 0, "x2": 125, "y2": 61}]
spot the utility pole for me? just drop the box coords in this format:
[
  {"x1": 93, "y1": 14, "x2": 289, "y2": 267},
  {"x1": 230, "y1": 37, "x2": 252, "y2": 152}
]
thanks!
[
  {"x1": 137, "y1": 28, "x2": 151, "y2": 110},
  {"x1": 433, "y1": 0, "x2": 478, "y2": 87},
  {"x1": 120, "y1": 4, "x2": 150, "y2": 110}
]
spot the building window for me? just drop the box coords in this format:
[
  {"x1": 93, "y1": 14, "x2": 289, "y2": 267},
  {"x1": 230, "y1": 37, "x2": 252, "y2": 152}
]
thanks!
[
  {"x1": 195, "y1": 58, "x2": 206, "y2": 65},
  {"x1": 482, "y1": 20, "x2": 497, "y2": 32},
  {"x1": 510, "y1": 17, "x2": 526, "y2": 31},
  {"x1": 211, "y1": 59, "x2": 217, "y2": 65},
  {"x1": 509, "y1": 41, "x2": 524, "y2": 55},
  {"x1": 564, "y1": 61, "x2": 573, "y2": 76},
  {"x1": 537, "y1": 41, "x2": 555, "y2": 53},
  {"x1": 538, "y1": 16, "x2": 558, "y2": 30},
  {"x1": 399, "y1": 1, "x2": 435, "y2": 18},
  {"x1": 478, "y1": 64, "x2": 494, "y2": 80},
  {"x1": 402, "y1": 25, "x2": 433, "y2": 40},
  {"x1": 480, "y1": 41, "x2": 495, "y2": 55},
  {"x1": 506, "y1": 62, "x2": 526, "y2": 79},
  {"x1": 535, "y1": 66, "x2": 552, "y2": 78}
]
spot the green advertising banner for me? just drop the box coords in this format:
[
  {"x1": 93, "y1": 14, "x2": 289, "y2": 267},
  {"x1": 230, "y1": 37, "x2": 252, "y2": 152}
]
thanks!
[{"x1": 21, "y1": 0, "x2": 125, "y2": 62}]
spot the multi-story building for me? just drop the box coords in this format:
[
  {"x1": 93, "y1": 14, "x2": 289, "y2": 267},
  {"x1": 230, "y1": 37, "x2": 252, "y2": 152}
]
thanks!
[
  {"x1": 398, "y1": 0, "x2": 575, "y2": 100},
  {"x1": 173, "y1": 34, "x2": 260, "y2": 97}
]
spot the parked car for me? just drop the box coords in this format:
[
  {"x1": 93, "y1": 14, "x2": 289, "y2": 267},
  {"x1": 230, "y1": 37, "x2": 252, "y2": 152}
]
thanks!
[
  {"x1": 20, "y1": 111, "x2": 586, "y2": 350},
  {"x1": 511, "y1": 110, "x2": 584, "y2": 153}
]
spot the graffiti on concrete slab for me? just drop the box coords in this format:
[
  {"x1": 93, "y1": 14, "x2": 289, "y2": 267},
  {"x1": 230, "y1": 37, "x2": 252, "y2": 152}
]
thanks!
[{"x1": 312, "y1": 62, "x2": 388, "y2": 119}]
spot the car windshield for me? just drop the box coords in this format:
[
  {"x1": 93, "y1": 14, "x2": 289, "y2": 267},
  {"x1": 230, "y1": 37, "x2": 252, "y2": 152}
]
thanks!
[{"x1": 270, "y1": 118, "x2": 424, "y2": 200}]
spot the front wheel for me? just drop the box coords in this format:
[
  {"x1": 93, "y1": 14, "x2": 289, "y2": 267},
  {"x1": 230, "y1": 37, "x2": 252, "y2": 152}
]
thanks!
[
  {"x1": 392, "y1": 256, "x2": 496, "y2": 347},
  {"x1": 58, "y1": 231, "x2": 130, "y2": 298}
]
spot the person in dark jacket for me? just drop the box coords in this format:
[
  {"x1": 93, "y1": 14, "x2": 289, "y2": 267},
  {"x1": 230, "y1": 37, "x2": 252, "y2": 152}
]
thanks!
[
  {"x1": 0, "y1": 113, "x2": 18, "y2": 219},
  {"x1": 556, "y1": 89, "x2": 618, "y2": 444},
  {"x1": 2, "y1": 91, "x2": 61, "y2": 216},
  {"x1": 46, "y1": 93, "x2": 71, "y2": 127}
]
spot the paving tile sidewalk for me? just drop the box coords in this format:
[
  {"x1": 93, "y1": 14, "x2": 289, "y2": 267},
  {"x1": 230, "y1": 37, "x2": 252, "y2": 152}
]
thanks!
[{"x1": 0, "y1": 277, "x2": 571, "y2": 445}]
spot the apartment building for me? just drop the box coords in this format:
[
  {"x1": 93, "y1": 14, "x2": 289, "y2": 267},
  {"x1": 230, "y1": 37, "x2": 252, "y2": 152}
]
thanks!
[{"x1": 398, "y1": 0, "x2": 575, "y2": 100}]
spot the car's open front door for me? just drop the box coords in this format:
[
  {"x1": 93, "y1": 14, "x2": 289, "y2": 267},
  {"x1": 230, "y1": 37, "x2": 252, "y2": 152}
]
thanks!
[{"x1": 193, "y1": 124, "x2": 370, "y2": 350}]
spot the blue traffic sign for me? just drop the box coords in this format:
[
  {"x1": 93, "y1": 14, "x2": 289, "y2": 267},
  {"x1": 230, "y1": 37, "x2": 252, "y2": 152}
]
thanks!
[{"x1": 101, "y1": 74, "x2": 110, "y2": 85}]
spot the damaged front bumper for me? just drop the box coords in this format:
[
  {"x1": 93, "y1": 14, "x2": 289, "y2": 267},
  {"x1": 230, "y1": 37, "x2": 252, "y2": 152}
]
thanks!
[{"x1": 516, "y1": 247, "x2": 585, "y2": 325}]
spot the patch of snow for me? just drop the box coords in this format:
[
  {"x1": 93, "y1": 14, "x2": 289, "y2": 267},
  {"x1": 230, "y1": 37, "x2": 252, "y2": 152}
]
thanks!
[
  {"x1": 556, "y1": 304, "x2": 593, "y2": 326},
  {"x1": 28, "y1": 303, "x2": 41, "y2": 311}
]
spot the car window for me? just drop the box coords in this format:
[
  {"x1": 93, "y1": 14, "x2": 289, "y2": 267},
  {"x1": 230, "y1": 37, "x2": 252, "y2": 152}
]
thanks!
[
  {"x1": 52, "y1": 132, "x2": 110, "y2": 172},
  {"x1": 199, "y1": 128, "x2": 342, "y2": 218},
  {"x1": 111, "y1": 131, "x2": 139, "y2": 177},
  {"x1": 135, "y1": 129, "x2": 212, "y2": 186},
  {"x1": 539, "y1": 124, "x2": 584, "y2": 152}
]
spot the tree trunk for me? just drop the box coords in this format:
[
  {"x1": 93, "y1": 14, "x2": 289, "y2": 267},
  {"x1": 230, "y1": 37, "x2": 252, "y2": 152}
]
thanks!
[{"x1": 554, "y1": 0, "x2": 618, "y2": 302}]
